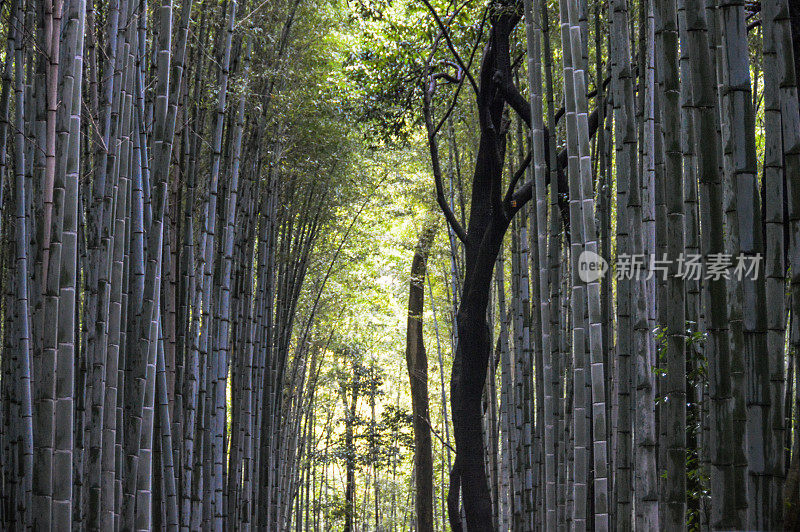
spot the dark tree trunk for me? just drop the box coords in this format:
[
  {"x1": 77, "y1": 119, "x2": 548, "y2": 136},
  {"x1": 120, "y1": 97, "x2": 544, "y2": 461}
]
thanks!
[
  {"x1": 420, "y1": 2, "x2": 600, "y2": 527},
  {"x1": 443, "y1": 10, "x2": 518, "y2": 524},
  {"x1": 451, "y1": 218, "x2": 508, "y2": 529},
  {"x1": 419, "y1": 0, "x2": 604, "y2": 527},
  {"x1": 406, "y1": 221, "x2": 437, "y2": 532}
]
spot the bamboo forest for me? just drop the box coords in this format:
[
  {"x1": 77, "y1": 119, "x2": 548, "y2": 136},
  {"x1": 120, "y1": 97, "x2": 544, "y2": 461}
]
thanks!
[{"x1": 3, "y1": 0, "x2": 800, "y2": 528}]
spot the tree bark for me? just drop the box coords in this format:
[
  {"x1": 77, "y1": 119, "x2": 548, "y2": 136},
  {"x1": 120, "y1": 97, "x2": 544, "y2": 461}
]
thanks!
[{"x1": 405, "y1": 220, "x2": 437, "y2": 532}]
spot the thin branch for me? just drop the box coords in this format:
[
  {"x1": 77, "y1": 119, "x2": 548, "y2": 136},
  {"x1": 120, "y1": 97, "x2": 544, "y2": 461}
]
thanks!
[
  {"x1": 503, "y1": 80, "x2": 532, "y2": 126},
  {"x1": 432, "y1": 71, "x2": 462, "y2": 84},
  {"x1": 423, "y1": 90, "x2": 468, "y2": 242},
  {"x1": 509, "y1": 176, "x2": 534, "y2": 216},
  {"x1": 420, "y1": 414, "x2": 456, "y2": 454},
  {"x1": 422, "y1": 29, "x2": 469, "y2": 244},
  {"x1": 432, "y1": 141, "x2": 468, "y2": 243},
  {"x1": 421, "y1": 0, "x2": 480, "y2": 95},
  {"x1": 512, "y1": 51, "x2": 525, "y2": 72},
  {"x1": 502, "y1": 151, "x2": 532, "y2": 207},
  {"x1": 432, "y1": 7, "x2": 488, "y2": 136}
]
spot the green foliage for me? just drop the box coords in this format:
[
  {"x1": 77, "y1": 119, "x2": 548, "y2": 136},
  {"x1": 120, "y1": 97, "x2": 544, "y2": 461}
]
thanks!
[
  {"x1": 686, "y1": 322, "x2": 710, "y2": 530},
  {"x1": 339, "y1": 0, "x2": 485, "y2": 144},
  {"x1": 652, "y1": 322, "x2": 710, "y2": 529}
]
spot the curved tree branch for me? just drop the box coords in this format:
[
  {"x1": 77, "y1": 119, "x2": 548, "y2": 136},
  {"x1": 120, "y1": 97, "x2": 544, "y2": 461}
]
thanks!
[
  {"x1": 432, "y1": 7, "x2": 488, "y2": 136},
  {"x1": 424, "y1": 81, "x2": 468, "y2": 244},
  {"x1": 433, "y1": 71, "x2": 462, "y2": 84},
  {"x1": 502, "y1": 150, "x2": 532, "y2": 211},
  {"x1": 421, "y1": 0, "x2": 480, "y2": 95},
  {"x1": 508, "y1": 96, "x2": 611, "y2": 226}
]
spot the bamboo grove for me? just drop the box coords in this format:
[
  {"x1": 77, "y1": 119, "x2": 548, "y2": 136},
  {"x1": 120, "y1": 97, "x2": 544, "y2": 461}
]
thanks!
[
  {"x1": 0, "y1": 0, "x2": 370, "y2": 527},
  {"x1": 413, "y1": 0, "x2": 800, "y2": 528},
  {"x1": 1, "y1": 0, "x2": 800, "y2": 528}
]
